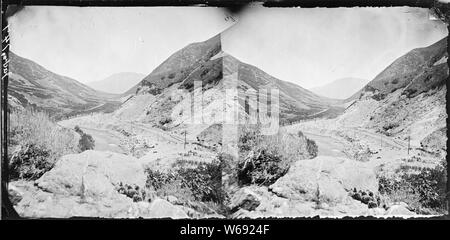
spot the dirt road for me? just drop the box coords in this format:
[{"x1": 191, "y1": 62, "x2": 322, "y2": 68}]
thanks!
[
  {"x1": 77, "y1": 126, "x2": 127, "y2": 154},
  {"x1": 302, "y1": 131, "x2": 349, "y2": 158}
]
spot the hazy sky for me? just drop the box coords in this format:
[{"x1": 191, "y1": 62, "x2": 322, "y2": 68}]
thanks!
[
  {"x1": 9, "y1": 6, "x2": 448, "y2": 88},
  {"x1": 9, "y1": 6, "x2": 233, "y2": 83},
  {"x1": 222, "y1": 6, "x2": 448, "y2": 88}
]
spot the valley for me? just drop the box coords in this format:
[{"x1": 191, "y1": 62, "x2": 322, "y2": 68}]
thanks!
[{"x1": 6, "y1": 32, "x2": 448, "y2": 218}]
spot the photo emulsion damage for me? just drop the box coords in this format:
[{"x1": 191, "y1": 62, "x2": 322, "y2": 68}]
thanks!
[{"x1": 1, "y1": 3, "x2": 449, "y2": 221}]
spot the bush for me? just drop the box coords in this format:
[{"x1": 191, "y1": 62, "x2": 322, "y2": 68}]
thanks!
[
  {"x1": 168, "y1": 73, "x2": 176, "y2": 79},
  {"x1": 8, "y1": 109, "x2": 78, "y2": 180},
  {"x1": 78, "y1": 133, "x2": 95, "y2": 151},
  {"x1": 235, "y1": 125, "x2": 317, "y2": 186},
  {"x1": 378, "y1": 160, "x2": 447, "y2": 213},
  {"x1": 145, "y1": 160, "x2": 225, "y2": 204},
  {"x1": 237, "y1": 148, "x2": 289, "y2": 186},
  {"x1": 116, "y1": 182, "x2": 147, "y2": 202},
  {"x1": 306, "y1": 138, "x2": 318, "y2": 158},
  {"x1": 73, "y1": 126, "x2": 95, "y2": 152},
  {"x1": 9, "y1": 144, "x2": 53, "y2": 180},
  {"x1": 177, "y1": 160, "x2": 224, "y2": 203},
  {"x1": 158, "y1": 116, "x2": 172, "y2": 126}
]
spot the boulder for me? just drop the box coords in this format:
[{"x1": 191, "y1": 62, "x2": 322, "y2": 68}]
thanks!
[
  {"x1": 269, "y1": 156, "x2": 378, "y2": 205},
  {"x1": 229, "y1": 187, "x2": 261, "y2": 212},
  {"x1": 35, "y1": 150, "x2": 146, "y2": 199},
  {"x1": 385, "y1": 204, "x2": 416, "y2": 216},
  {"x1": 142, "y1": 198, "x2": 189, "y2": 219},
  {"x1": 13, "y1": 150, "x2": 152, "y2": 218},
  {"x1": 8, "y1": 184, "x2": 23, "y2": 205},
  {"x1": 14, "y1": 181, "x2": 192, "y2": 219},
  {"x1": 166, "y1": 195, "x2": 180, "y2": 205},
  {"x1": 13, "y1": 181, "x2": 135, "y2": 218}
]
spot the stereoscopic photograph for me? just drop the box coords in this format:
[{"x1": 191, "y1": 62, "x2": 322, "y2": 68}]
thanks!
[{"x1": 2, "y1": 2, "x2": 448, "y2": 220}]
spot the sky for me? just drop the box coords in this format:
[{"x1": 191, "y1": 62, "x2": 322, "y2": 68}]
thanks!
[
  {"x1": 222, "y1": 6, "x2": 448, "y2": 88},
  {"x1": 9, "y1": 6, "x2": 448, "y2": 88},
  {"x1": 8, "y1": 6, "x2": 234, "y2": 83}
]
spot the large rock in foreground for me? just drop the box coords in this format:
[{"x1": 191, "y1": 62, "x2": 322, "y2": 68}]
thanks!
[
  {"x1": 13, "y1": 150, "x2": 192, "y2": 218},
  {"x1": 269, "y1": 156, "x2": 378, "y2": 206},
  {"x1": 35, "y1": 150, "x2": 146, "y2": 199}
]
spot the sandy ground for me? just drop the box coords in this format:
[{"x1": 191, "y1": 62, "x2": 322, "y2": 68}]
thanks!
[{"x1": 302, "y1": 131, "x2": 348, "y2": 158}]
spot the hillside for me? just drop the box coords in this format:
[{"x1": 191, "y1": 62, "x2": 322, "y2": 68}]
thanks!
[
  {"x1": 310, "y1": 77, "x2": 368, "y2": 99},
  {"x1": 337, "y1": 37, "x2": 448, "y2": 152},
  {"x1": 125, "y1": 34, "x2": 222, "y2": 96},
  {"x1": 87, "y1": 72, "x2": 146, "y2": 94},
  {"x1": 7, "y1": 52, "x2": 121, "y2": 119},
  {"x1": 348, "y1": 37, "x2": 448, "y2": 101},
  {"x1": 118, "y1": 34, "x2": 344, "y2": 130}
]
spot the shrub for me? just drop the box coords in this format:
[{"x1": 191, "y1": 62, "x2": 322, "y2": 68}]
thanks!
[
  {"x1": 237, "y1": 148, "x2": 289, "y2": 186},
  {"x1": 116, "y1": 182, "x2": 147, "y2": 202},
  {"x1": 235, "y1": 126, "x2": 317, "y2": 186},
  {"x1": 78, "y1": 133, "x2": 95, "y2": 151},
  {"x1": 177, "y1": 160, "x2": 224, "y2": 203},
  {"x1": 8, "y1": 109, "x2": 78, "y2": 180},
  {"x1": 73, "y1": 126, "x2": 95, "y2": 152},
  {"x1": 382, "y1": 122, "x2": 399, "y2": 132},
  {"x1": 9, "y1": 144, "x2": 53, "y2": 180},
  {"x1": 154, "y1": 179, "x2": 195, "y2": 203},
  {"x1": 306, "y1": 138, "x2": 318, "y2": 158},
  {"x1": 145, "y1": 160, "x2": 225, "y2": 204},
  {"x1": 168, "y1": 73, "x2": 176, "y2": 79},
  {"x1": 378, "y1": 160, "x2": 447, "y2": 213}
]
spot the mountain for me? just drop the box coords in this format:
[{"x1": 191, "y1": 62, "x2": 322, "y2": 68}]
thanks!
[
  {"x1": 338, "y1": 37, "x2": 448, "y2": 152},
  {"x1": 310, "y1": 77, "x2": 368, "y2": 99},
  {"x1": 7, "y1": 52, "x2": 121, "y2": 119},
  {"x1": 87, "y1": 72, "x2": 145, "y2": 94},
  {"x1": 115, "y1": 34, "x2": 344, "y2": 134},
  {"x1": 124, "y1": 34, "x2": 223, "y2": 96},
  {"x1": 348, "y1": 37, "x2": 448, "y2": 101}
]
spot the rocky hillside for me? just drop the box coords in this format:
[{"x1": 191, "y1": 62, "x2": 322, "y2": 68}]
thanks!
[
  {"x1": 224, "y1": 53, "x2": 344, "y2": 123},
  {"x1": 340, "y1": 37, "x2": 448, "y2": 151},
  {"x1": 348, "y1": 37, "x2": 448, "y2": 101},
  {"x1": 125, "y1": 34, "x2": 222, "y2": 96},
  {"x1": 118, "y1": 34, "x2": 343, "y2": 132},
  {"x1": 7, "y1": 52, "x2": 121, "y2": 119},
  {"x1": 87, "y1": 72, "x2": 146, "y2": 94}
]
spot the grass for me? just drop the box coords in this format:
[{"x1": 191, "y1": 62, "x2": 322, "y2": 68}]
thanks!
[
  {"x1": 144, "y1": 159, "x2": 225, "y2": 204},
  {"x1": 378, "y1": 158, "x2": 447, "y2": 214},
  {"x1": 235, "y1": 124, "x2": 318, "y2": 186},
  {"x1": 8, "y1": 108, "x2": 79, "y2": 180}
]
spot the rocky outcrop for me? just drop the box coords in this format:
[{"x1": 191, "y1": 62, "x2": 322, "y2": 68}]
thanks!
[
  {"x1": 385, "y1": 203, "x2": 416, "y2": 216},
  {"x1": 269, "y1": 156, "x2": 378, "y2": 205},
  {"x1": 8, "y1": 52, "x2": 120, "y2": 119},
  {"x1": 35, "y1": 150, "x2": 146, "y2": 199},
  {"x1": 228, "y1": 185, "x2": 372, "y2": 218},
  {"x1": 12, "y1": 150, "x2": 192, "y2": 218},
  {"x1": 229, "y1": 187, "x2": 262, "y2": 212},
  {"x1": 130, "y1": 199, "x2": 189, "y2": 219}
]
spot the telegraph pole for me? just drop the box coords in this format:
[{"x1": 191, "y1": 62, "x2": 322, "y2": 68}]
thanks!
[
  {"x1": 184, "y1": 130, "x2": 187, "y2": 150},
  {"x1": 407, "y1": 135, "x2": 410, "y2": 155}
]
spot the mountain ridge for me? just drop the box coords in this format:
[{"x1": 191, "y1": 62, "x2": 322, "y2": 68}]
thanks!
[
  {"x1": 121, "y1": 34, "x2": 344, "y2": 126},
  {"x1": 87, "y1": 72, "x2": 146, "y2": 94},
  {"x1": 347, "y1": 37, "x2": 448, "y2": 102},
  {"x1": 8, "y1": 51, "x2": 121, "y2": 119}
]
